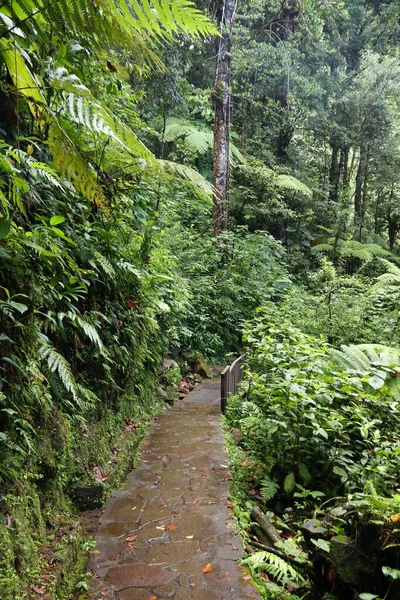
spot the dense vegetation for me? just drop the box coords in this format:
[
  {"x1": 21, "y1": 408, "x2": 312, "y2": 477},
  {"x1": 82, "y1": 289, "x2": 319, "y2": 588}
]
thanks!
[{"x1": 0, "y1": 0, "x2": 399, "y2": 598}]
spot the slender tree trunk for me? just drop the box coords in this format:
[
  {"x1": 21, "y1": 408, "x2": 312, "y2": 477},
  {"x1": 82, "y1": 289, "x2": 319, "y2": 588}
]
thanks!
[
  {"x1": 328, "y1": 141, "x2": 339, "y2": 202},
  {"x1": 359, "y1": 145, "x2": 370, "y2": 241},
  {"x1": 388, "y1": 188, "x2": 397, "y2": 250},
  {"x1": 354, "y1": 142, "x2": 367, "y2": 234},
  {"x1": 342, "y1": 147, "x2": 349, "y2": 189},
  {"x1": 212, "y1": 0, "x2": 236, "y2": 237},
  {"x1": 275, "y1": 1, "x2": 298, "y2": 163}
]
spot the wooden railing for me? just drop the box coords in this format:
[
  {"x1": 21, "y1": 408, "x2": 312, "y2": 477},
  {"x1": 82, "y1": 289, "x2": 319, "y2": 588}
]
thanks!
[{"x1": 221, "y1": 355, "x2": 244, "y2": 413}]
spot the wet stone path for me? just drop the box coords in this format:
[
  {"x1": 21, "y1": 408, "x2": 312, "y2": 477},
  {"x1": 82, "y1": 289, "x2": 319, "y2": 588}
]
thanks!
[{"x1": 90, "y1": 380, "x2": 260, "y2": 600}]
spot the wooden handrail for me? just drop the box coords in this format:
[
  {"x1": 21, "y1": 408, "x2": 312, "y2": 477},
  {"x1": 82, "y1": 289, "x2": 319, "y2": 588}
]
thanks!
[{"x1": 221, "y1": 355, "x2": 244, "y2": 413}]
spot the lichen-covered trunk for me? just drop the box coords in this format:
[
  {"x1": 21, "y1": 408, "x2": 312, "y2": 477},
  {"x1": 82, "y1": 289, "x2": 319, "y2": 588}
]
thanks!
[{"x1": 212, "y1": 0, "x2": 235, "y2": 237}]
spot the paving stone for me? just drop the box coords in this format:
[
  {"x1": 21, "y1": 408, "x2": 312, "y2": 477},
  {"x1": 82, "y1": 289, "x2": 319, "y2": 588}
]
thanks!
[
  {"x1": 105, "y1": 560, "x2": 176, "y2": 588},
  {"x1": 135, "y1": 540, "x2": 205, "y2": 567},
  {"x1": 174, "y1": 588, "x2": 221, "y2": 600},
  {"x1": 117, "y1": 589, "x2": 154, "y2": 600},
  {"x1": 154, "y1": 582, "x2": 177, "y2": 597}
]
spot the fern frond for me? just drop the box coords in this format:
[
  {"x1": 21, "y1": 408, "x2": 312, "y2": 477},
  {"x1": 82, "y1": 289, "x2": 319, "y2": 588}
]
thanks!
[
  {"x1": 157, "y1": 159, "x2": 212, "y2": 197},
  {"x1": 275, "y1": 174, "x2": 312, "y2": 197},
  {"x1": 164, "y1": 118, "x2": 244, "y2": 162},
  {"x1": 244, "y1": 551, "x2": 306, "y2": 586},
  {"x1": 330, "y1": 345, "x2": 371, "y2": 372},
  {"x1": 70, "y1": 314, "x2": 106, "y2": 354},
  {"x1": 48, "y1": 68, "x2": 154, "y2": 162},
  {"x1": 260, "y1": 477, "x2": 279, "y2": 501},
  {"x1": 39, "y1": 343, "x2": 78, "y2": 402},
  {"x1": 48, "y1": 122, "x2": 107, "y2": 207}
]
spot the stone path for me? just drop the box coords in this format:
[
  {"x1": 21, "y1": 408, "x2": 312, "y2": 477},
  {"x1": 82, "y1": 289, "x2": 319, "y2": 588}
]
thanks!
[{"x1": 90, "y1": 379, "x2": 260, "y2": 600}]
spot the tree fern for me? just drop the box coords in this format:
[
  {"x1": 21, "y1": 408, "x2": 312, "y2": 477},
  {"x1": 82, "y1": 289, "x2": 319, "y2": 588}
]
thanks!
[
  {"x1": 312, "y1": 238, "x2": 390, "y2": 260},
  {"x1": 330, "y1": 345, "x2": 372, "y2": 372},
  {"x1": 48, "y1": 122, "x2": 107, "y2": 207},
  {"x1": 374, "y1": 259, "x2": 400, "y2": 289},
  {"x1": 157, "y1": 160, "x2": 213, "y2": 197},
  {"x1": 275, "y1": 174, "x2": 312, "y2": 197},
  {"x1": 330, "y1": 343, "x2": 400, "y2": 398},
  {"x1": 164, "y1": 118, "x2": 244, "y2": 162}
]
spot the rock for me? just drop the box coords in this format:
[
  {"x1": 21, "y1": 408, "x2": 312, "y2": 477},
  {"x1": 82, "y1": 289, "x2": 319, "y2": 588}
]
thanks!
[
  {"x1": 192, "y1": 356, "x2": 213, "y2": 379},
  {"x1": 159, "y1": 358, "x2": 179, "y2": 373},
  {"x1": 156, "y1": 385, "x2": 169, "y2": 402},
  {"x1": 329, "y1": 535, "x2": 371, "y2": 586},
  {"x1": 301, "y1": 519, "x2": 328, "y2": 538},
  {"x1": 231, "y1": 428, "x2": 242, "y2": 444}
]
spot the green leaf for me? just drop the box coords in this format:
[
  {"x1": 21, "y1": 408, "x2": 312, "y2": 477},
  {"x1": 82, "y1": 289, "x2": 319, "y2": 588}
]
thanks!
[
  {"x1": 382, "y1": 566, "x2": 400, "y2": 580},
  {"x1": 311, "y1": 538, "x2": 330, "y2": 552},
  {"x1": 298, "y1": 463, "x2": 311, "y2": 485},
  {"x1": 50, "y1": 215, "x2": 66, "y2": 226},
  {"x1": 284, "y1": 472, "x2": 296, "y2": 494},
  {"x1": 8, "y1": 301, "x2": 28, "y2": 314},
  {"x1": 368, "y1": 375, "x2": 385, "y2": 390},
  {"x1": 0, "y1": 218, "x2": 11, "y2": 240}
]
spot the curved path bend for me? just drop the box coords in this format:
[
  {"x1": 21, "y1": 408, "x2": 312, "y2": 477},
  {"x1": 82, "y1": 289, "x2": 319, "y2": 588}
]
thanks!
[{"x1": 90, "y1": 379, "x2": 260, "y2": 600}]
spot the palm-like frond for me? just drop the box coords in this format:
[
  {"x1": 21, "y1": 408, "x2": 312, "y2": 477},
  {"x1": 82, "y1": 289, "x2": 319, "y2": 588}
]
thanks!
[
  {"x1": 312, "y1": 238, "x2": 389, "y2": 260},
  {"x1": 164, "y1": 118, "x2": 244, "y2": 163},
  {"x1": 330, "y1": 345, "x2": 371, "y2": 372},
  {"x1": 275, "y1": 174, "x2": 312, "y2": 197},
  {"x1": 157, "y1": 159, "x2": 213, "y2": 198},
  {"x1": 375, "y1": 259, "x2": 400, "y2": 289},
  {"x1": 330, "y1": 343, "x2": 400, "y2": 398}
]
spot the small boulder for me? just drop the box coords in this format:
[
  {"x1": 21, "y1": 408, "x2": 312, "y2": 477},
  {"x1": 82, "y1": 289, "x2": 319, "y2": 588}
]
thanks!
[{"x1": 192, "y1": 356, "x2": 213, "y2": 379}]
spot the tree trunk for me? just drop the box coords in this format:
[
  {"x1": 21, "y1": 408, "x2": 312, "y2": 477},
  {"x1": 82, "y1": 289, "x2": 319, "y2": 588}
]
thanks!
[
  {"x1": 388, "y1": 188, "x2": 397, "y2": 251},
  {"x1": 275, "y1": 0, "x2": 299, "y2": 163},
  {"x1": 328, "y1": 141, "x2": 340, "y2": 202},
  {"x1": 212, "y1": 0, "x2": 236, "y2": 237},
  {"x1": 354, "y1": 143, "x2": 367, "y2": 232},
  {"x1": 342, "y1": 147, "x2": 349, "y2": 189}
]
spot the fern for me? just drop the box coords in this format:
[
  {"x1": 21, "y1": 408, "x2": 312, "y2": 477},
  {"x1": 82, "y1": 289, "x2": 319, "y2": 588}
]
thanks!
[
  {"x1": 39, "y1": 343, "x2": 78, "y2": 402},
  {"x1": 157, "y1": 159, "x2": 213, "y2": 197},
  {"x1": 330, "y1": 345, "x2": 372, "y2": 372},
  {"x1": 70, "y1": 314, "x2": 106, "y2": 354},
  {"x1": 330, "y1": 343, "x2": 400, "y2": 398},
  {"x1": 48, "y1": 122, "x2": 107, "y2": 207},
  {"x1": 275, "y1": 174, "x2": 312, "y2": 197},
  {"x1": 312, "y1": 238, "x2": 390, "y2": 260},
  {"x1": 244, "y1": 551, "x2": 306, "y2": 586},
  {"x1": 375, "y1": 259, "x2": 400, "y2": 289},
  {"x1": 260, "y1": 477, "x2": 279, "y2": 501},
  {"x1": 164, "y1": 118, "x2": 244, "y2": 162}
]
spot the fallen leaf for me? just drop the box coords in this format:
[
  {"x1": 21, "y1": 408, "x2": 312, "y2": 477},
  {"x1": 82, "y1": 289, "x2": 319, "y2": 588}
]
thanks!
[
  {"x1": 164, "y1": 525, "x2": 177, "y2": 530},
  {"x1": 243, "y1": 575, "x2": 251, "y2": 581},
  {"x1": 125, "y1": 535, "x2": 138, "y2": 543},
  {"x1": 185, "y1": 535, "x2": 194, "y2": 539},
  {"x1": 202, "y1": 563, "x2": 213, "y2": 574},
  {"x1": 32, "y1": 588, "x2": 45, "y2": 595},
  {"x1": 390, "y1": 514, "x2": 400, "y2": 523},
  {"x1": 149, "y1": 596, "x2": 157, "y2": 600}
]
